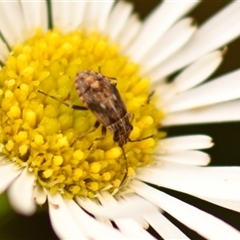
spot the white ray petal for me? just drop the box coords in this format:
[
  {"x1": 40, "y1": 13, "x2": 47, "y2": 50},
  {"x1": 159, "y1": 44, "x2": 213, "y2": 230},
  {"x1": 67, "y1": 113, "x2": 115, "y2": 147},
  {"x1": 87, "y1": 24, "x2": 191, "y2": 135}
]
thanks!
[
  {"x1": 76, "y1": 192, "x2": 157, "y2": 220},
  {"x1": 152, "y1": 1, "x2": 240, "y2": 80},
  {"x1": 131, "y1": 181, "x2": 240, "y2": 239},
  {"x1": 97, "y1": 192, "x2": 154, "y2": 239},
  {"x1": 130, "y1": 216, "x2": 149, "y2": 230},
  {"x1": 51, "y1": 1, "x2": 87, "y2": 33},
  {"x1": 81, "y1": 1, "x2": 114, "y2": 32},
  {"x1": 95, "y1": 1, "x2": 114, "y2": 32},
  {"x1": 152, "y1": 81, "x2": 170, "y2": 99},
  {"x1": 157, "y1": 135, "x2": 213, "y2": 152},
  {"x1": 0, "y1": 1, "x2": 26, "y2": 46},
  {"x1": 8, "y1": 168, "x2": 36, "y2": 216},
  {"x1": 66, "y1": 199, "x2": 127, "y2": 239},
  {"x1": 0, "y1": 163, "x2": 22, "y2": 194},
  {"x1": 20, "y1": 0, "x2": 48, "y2": 35},
  {"x1": 162, "y1": 99, "x2": 240, "y2": 126},
  {"x1": 141, "y1": 18, "x2": 197, "y2": 76},
  {"x1": 172, "y1": 50, "x2": 224, "y2": 91},
  {"x1": 33, "y1": 184, "x2": 47, "y2": 205},
  {"x1": 96, "y1": 192, "x2": 153, "y2": 239},
  {"x1": 95, "y1": 214, "x2": 113, "y2": 228},
  {"x1": 161, "y1": 50, "x2": 224, "y2": 101},
  {"x1": 114, "y1": 196, "x2": 156, "y2": 239},
  {"x1": 106, "y1": 1, "x2": 133, "y2": 42},
  {"x1": 52, "y1": 1, "x2": 75, "y2": 33},
  {"x1": 48, "y1": 193, "x2": 87, "y2": 239},
  {"x1": 121, "y1": 194, "x2": 150, "y2": 229},
  {"x1": 165, "y1": 69, "x2": 240, "y2": 113},
  {"x1": 117, "y1": 13, "x2": 141, "y2": 51},
  {"x1": 144, "y1": 210, "x2": 189, "y2": 239},
  {"x1": 84, "y1": 0, "x2": 114, "y2": 31},
  {"x1": 156, "y1": 150, "x2": 210, "y2": 166},
  {"x1": 0, "y1": 39, "x2": 9, "y2": 62},
  {"x1": 115, "y1": 218, "x2": 155, "y2": 240},
  {"x1": 136, "y1": 162, "x2": 240, "y2": 201},
  {"x1": 126, "y1": 1, "x2": 199, "y2": 61}
]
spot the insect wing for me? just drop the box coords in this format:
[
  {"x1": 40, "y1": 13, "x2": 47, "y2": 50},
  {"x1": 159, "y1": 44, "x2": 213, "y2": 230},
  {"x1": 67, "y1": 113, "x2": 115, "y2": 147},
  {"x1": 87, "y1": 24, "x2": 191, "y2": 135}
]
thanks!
[{"x1": 84, "y1": 77, "x2": 127, "y2": 126}]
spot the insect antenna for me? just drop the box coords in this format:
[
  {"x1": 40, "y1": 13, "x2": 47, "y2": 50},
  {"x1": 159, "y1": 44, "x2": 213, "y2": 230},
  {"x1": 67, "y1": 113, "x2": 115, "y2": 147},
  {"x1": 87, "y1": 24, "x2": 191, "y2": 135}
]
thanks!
[
  {"x1": 37, "y1": 89, "x2": 87, "y2": 110},
  {"x1": 120, "y1": 146, "x2": 128, "y2": 187},
  {"x1": 147, "y1": 90, "x2": 155, "y2": 104}
]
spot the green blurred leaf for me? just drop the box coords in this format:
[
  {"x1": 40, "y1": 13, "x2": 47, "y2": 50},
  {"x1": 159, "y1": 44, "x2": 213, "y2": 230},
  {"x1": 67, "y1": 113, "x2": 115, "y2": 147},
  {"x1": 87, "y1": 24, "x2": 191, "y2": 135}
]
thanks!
[{"x1": 0, "y1": 193, "x2": 14, "y2": 218}]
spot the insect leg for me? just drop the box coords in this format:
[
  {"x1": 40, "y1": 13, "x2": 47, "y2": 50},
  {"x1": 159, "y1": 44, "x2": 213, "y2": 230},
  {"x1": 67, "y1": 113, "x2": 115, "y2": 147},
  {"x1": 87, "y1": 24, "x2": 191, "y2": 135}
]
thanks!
[
  {"x1": 71, "y1": 121, "x2": 100, "y2": 147},
  {"x1": 95, "y1": 125, "x2": 107, "y2": 141},
  {"x1": 38, "y1": 89, "x2": 87, "y2": 110},
  {"x1": 88, "y1": 125, "x2": 107, "y2": 150},
  {"x1": 128, "y1": 134, "x2": 155, "y2": 143},
  {"x1": 97, "y1": 66, "x2": 117, "y2": 86},
  {"x1": 147, "y1": 91, "x2": 155, "y2": 104},
  {"x1": 121, "y1": 134, "x2": 154, "y2": 185}
]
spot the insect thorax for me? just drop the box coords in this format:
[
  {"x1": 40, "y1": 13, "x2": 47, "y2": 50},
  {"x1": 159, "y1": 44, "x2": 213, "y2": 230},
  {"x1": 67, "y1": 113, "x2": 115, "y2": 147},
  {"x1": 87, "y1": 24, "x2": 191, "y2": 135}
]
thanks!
[{"x1": 75, "y1": 70, "x2": 129, "y2": 127}]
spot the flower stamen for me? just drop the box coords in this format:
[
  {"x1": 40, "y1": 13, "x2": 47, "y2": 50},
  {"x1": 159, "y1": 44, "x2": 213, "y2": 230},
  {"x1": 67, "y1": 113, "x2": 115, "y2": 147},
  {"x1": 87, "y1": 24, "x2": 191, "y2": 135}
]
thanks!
[{"x1": 0, "y1": 28, "x2": 165, "y2": 198}]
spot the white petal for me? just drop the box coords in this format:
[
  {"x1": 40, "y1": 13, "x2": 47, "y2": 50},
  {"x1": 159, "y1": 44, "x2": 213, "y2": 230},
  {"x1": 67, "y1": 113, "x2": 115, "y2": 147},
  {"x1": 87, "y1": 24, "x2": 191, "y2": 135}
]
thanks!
[
  {"x1": 82, "y1": 1, "x2": 114, "y2": 32},
  {"x1": 136, "y1": 162, "x2": 240, "y2": 202},
  {"x1": 114, "y1": 218, "x2": 155, "y2": 240},
  {"x1": 96, "y1": 192, "x2": 154, "y2": 239},
  {"x1": 144, "y1": 210, "x2": 189, "y2": 239},
  {"x1": 66, "y1": 198, "x2": 127, "y2": 239},
  {"x1": 0, "y1": 1, "x2": 26, "y2": 46},
  {"x1": 8, "y1": 168, "x2": 36, "y2": 216},
  {"x1": 157, "y1": 135, "x2": 213, "y2": 152},
  {"x1": 156, "y1": 150, "x2": 210, "y2": 166},
  {"x1": 121, "y1": 194, "x2": 150, "y2": 229},
  {"x1": 33, "y1": 184, "x2": 47, "y2": 205},
  {"x1": 48, "y1": 193, "x2": 87, "y2": 240},
  {"x1": 152, "y1": 1, "x2": 240, "y2": 79},
  {"x1": 111, "y1": 194, "x2": 156, "y2": 239},
  {"x1": 117, "y1": 13, "x2": 141, "y2": 51},
  {"x1": 131, "y1": 181, "x2": 240, "y2": 239},
  {"x1": 0, "y1": 163, "x2": 22, "y2": 194},
  {"x1": 160, "y1": 50, "x2": 224, "y2": 100},
  {"x1": 76, "y1": 192, "x2": 157, "y2": 220},
  {"x1": 126, "y1": 1, "x2": 199, "y2": 62},
  {"x1": 95, "y1": 1, "x2": 114, "y2": 32},
  {"x1": 141, "y1": 18, "x2": 197, "y2": 76},
  {"x1": 21, "y1": 0, "x2": 48, "y2": 35},
  {"x1": 106, "y1": 1, "x2": 133, "y2": 43},
  {"x1": 165, "y1": 69, "x2": 240, "y2": 113},
  {"x1": 51, "y1": 1, "x2": 72, "y2": 33},
  {"x1": 52, "y1": 1, "x2": 86, "y2": 33},
  {"x1": 162, "y1": 99, "x2": 240, "y2": 126}
]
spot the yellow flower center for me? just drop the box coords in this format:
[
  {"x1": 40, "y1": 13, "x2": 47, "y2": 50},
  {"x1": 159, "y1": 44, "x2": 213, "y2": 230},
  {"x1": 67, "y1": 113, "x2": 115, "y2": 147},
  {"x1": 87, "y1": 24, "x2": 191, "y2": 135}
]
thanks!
[{"x1": 0, "y1": 29, "x2": 165, "y2": 198}]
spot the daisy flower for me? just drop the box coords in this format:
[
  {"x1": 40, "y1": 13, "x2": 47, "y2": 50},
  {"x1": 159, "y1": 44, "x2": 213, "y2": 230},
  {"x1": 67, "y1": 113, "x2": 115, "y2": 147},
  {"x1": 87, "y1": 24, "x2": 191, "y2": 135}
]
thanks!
[{"x1": 0, "y1": 0, "x2": 240, "y2": 239}]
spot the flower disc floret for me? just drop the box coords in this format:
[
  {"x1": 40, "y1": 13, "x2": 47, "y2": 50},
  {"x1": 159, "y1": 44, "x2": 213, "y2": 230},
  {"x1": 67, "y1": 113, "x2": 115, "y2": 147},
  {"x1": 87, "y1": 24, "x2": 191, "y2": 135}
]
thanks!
[{"x1": 0, "y1": 29, "x2": 164, "y2": 198}]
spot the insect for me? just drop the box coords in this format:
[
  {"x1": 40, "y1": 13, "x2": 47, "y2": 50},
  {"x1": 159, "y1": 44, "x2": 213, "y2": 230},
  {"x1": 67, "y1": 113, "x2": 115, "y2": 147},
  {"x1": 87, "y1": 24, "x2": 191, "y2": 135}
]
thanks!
[{"x1": 38, "y1": 70, "x2": 153, "y2": 186}]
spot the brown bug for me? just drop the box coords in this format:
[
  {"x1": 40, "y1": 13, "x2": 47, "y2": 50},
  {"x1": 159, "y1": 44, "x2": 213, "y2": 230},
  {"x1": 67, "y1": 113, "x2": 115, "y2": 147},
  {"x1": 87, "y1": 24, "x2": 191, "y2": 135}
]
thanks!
[{"x1": 38, "y1": 69, "x2": 153, "y2": 185}]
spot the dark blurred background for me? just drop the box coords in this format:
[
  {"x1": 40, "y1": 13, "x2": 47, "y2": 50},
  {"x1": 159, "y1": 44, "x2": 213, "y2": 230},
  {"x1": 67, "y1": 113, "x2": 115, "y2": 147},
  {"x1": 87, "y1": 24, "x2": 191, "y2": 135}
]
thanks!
[{"x1": 1, "y1": 1, "x2": 240, "y2": 239}]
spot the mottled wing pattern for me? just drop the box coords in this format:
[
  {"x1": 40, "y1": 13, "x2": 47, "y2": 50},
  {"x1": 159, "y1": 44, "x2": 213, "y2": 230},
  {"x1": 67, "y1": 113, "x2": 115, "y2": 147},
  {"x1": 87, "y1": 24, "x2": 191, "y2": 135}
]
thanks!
[{"x1": 83, "y1": 76, "x2": 127, "y2": 126}]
